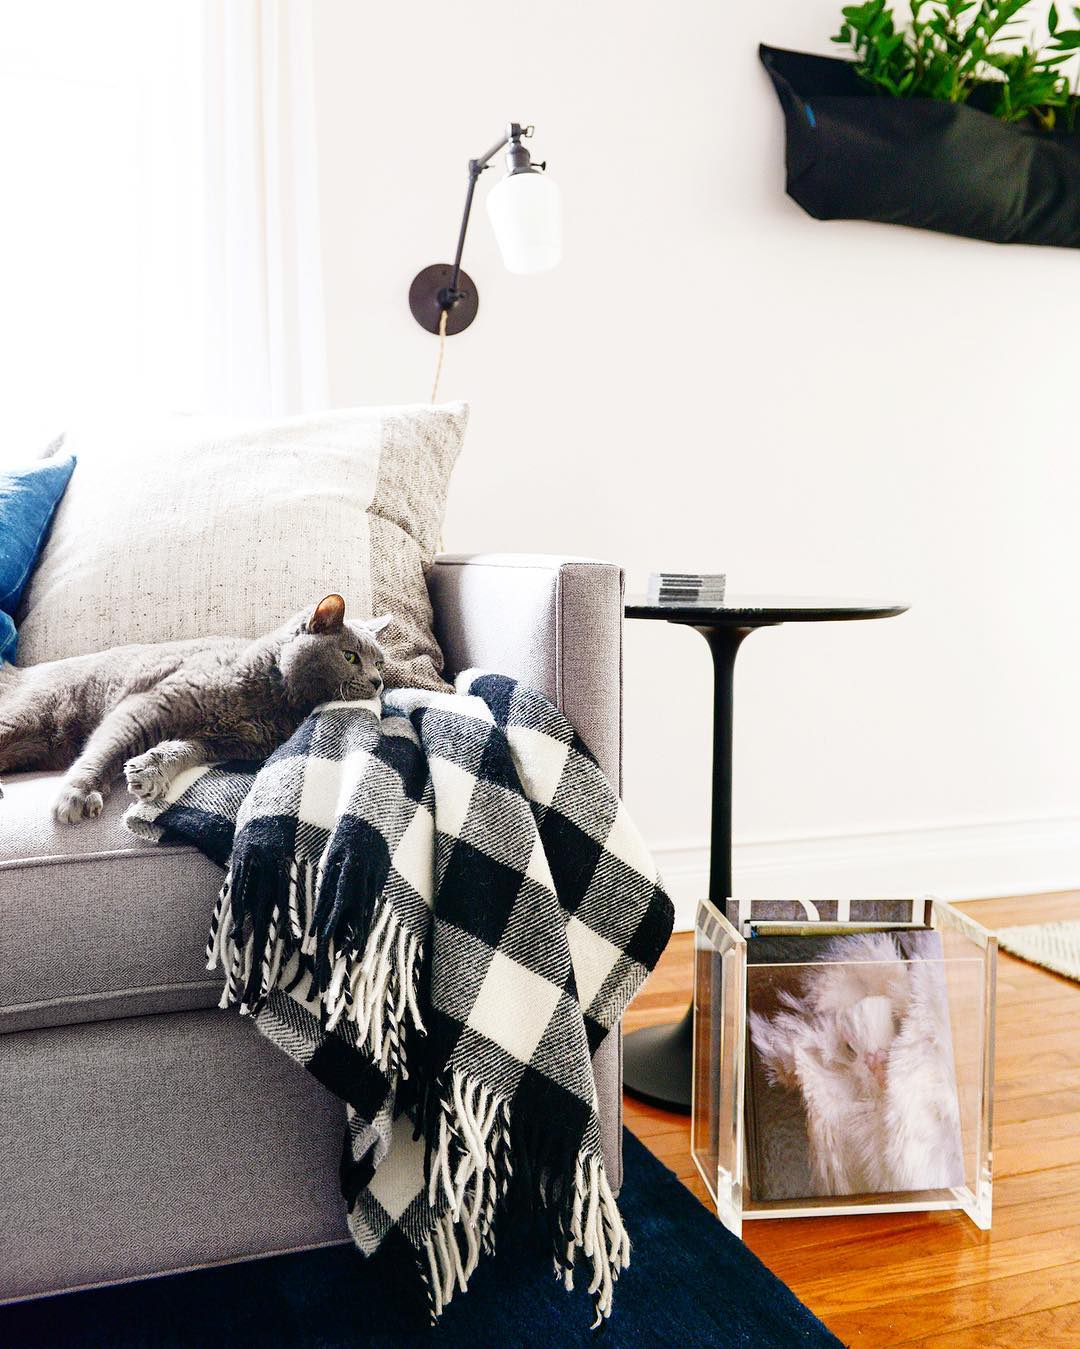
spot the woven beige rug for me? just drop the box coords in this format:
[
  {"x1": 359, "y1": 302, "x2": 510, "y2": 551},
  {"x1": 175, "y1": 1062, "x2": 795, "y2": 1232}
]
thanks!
[{"x1": 996, "y1": 920, "x2": 1080, "y2": 984}]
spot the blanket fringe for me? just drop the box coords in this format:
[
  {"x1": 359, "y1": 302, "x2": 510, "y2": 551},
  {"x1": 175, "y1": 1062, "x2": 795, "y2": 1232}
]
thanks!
[
  {"x1": 208, "y1": 861, "x2": 424, "y2": 1079},
  {"x1": 560, "y1": 1151, "x2": 632, "y2": 1328},
  {"x1": 418, "y1": 1069, "x2": 511, "y2": 1319},
  {"x1": 205, "y1": 852, "x2": 303, "y2": 1012},
  {"x1": 324, "y1": 902, "x2": 426, "y2": 1078},
  {"x1": 418, "y1": 1068, "x2": 630, "y2": 1326}
]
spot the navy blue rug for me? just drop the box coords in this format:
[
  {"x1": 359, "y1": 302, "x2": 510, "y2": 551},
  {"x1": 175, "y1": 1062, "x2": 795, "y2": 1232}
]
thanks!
[{"x1": 3, "y1": 1131, "x2": 839, "y2": 1347}]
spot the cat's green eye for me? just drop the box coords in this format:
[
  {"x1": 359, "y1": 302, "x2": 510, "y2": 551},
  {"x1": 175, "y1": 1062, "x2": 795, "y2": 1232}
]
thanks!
[{"x1": 343, "y1": 651, "x2": 359, "y2": 664}]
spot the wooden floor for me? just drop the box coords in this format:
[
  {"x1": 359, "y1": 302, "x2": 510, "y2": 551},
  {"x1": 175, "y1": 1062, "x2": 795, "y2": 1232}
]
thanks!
[{"x1": 623, "y1": 891, "x2": 1080, "y2": 1347}]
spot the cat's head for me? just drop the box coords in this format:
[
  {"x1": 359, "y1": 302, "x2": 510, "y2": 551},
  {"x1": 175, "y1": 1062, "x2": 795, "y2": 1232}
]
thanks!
[{"x1": 277, "y1": 595, "x2": 391, "y2": 705}]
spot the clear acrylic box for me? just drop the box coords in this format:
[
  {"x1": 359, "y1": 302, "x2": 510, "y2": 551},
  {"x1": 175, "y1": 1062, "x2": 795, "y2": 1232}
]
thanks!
[{"x1": 692, "y1": 897, "x2": 996, "y2": 1237}]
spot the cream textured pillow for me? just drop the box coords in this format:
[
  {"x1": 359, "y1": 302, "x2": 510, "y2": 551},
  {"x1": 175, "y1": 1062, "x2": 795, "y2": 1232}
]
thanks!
[{"x1": 16, "y1": 404, "x2": 468, "y2": 689}]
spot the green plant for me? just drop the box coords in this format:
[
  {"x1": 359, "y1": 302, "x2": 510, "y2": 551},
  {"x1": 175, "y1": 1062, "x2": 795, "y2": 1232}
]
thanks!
[{"x1": 833, "y1": 0, "x2": 1080, "y2": 129}]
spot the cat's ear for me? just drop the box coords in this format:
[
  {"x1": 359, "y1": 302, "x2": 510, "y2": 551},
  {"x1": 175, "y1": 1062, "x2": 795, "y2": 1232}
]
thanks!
[
  {"x1": 308, "y1": 594, "x2": 345, "y2": 634},
  {"x1": 366, "y1": 614, "x2": 393, "y2": 637}
]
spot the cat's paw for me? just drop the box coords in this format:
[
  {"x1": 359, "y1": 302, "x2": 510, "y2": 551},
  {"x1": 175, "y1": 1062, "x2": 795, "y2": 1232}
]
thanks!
[
  {"x1": 54, "y1": 785, "x2": 104, "y2": 824},
  {"x1": 125, "y1": 752, "x2": 169, "y2": 801}
]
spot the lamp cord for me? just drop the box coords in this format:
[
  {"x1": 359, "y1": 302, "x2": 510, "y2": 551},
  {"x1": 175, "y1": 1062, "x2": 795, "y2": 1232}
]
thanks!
[{"x1": 430, "y1": 308, "x2": 449, "y2": 402}]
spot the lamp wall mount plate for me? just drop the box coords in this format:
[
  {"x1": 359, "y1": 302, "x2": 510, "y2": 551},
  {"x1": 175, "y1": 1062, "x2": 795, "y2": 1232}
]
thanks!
[{"x1": 409, "y1": 264, "x2": 478, "y2": 335}]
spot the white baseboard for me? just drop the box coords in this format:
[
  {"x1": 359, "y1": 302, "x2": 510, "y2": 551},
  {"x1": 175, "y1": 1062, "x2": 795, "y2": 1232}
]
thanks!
[{"x1": 655, "y1": 816, "x2": 1080, "y2": 931}]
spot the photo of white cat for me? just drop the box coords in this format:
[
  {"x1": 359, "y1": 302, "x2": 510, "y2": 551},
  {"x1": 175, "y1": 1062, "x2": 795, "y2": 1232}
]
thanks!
[{"x1": 747, "y1": 931, "x2": 965, "y2": 1201}]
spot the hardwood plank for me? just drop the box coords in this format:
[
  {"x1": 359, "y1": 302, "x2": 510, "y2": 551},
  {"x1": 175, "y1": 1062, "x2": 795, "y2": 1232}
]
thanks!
[
  {"x1": 623, "y1": 891, "x2": 1080, "y2": 1346},
  {"x1": 828, "y1": 1262, "x2": 1080, "y2": 1345},
  {"x1": 905, "y1": 1298, "x2": 1080, "y2": 1347},
  {"x1": 761, "y1": 1221, "x2": 1080, "y2": 1300},
  {"x1": 955, "y1": 891, "x2": 1080, "y2": 926},
  {"x1": 995, "y1": 1109, "x2": 1080, "y2": 1150},
  {"x1": 744, "y1": 1181, "x2": 1080, "y2": 1265},
  {"x1": 992, "y1": 1087, "x2": 1080, "y2": 1127},
  {"x1": 996, "y1": 1068, "x2": 1080, "y2": 1105}
]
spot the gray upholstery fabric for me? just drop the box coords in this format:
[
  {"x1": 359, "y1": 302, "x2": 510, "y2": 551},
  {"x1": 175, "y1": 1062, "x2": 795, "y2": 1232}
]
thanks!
[
  {"x1": 0, "y1": 1010, "x2": 349, "y2": 1303},
  {"x1": 0, "y1": 773, "x2": 223, "y2": 1033},
  {"x1": 0, "y1": 552, "x2": 626, "y2": 1302}
]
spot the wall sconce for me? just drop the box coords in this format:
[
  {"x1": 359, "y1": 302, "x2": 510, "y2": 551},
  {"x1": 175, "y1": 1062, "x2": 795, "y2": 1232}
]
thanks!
[{"x1": 409, "y1": 122, "x2": 561, "y2": 337}]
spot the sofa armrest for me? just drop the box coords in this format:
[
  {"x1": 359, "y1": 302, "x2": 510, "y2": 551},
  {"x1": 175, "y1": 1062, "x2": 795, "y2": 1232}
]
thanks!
[{"x1": 428, "y1": 553, "x2": 624, "y2": 793}]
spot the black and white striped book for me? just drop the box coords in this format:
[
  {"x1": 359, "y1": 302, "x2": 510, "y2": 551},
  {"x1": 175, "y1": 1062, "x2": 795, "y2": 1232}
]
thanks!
[{"x1": 647, "y1": 571, "x2": 726, "y2": 604}]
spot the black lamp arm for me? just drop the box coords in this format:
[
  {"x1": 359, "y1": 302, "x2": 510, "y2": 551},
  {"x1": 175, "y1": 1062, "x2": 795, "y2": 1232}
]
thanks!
[{"x1": 441, "y1": 122, "x2": 531, "y2": 307}]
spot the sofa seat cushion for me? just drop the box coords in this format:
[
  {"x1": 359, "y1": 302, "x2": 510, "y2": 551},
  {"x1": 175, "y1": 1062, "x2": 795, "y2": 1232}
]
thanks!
[{"x1": 0, "y1": 772, "x2": 223, "y2": 1035}]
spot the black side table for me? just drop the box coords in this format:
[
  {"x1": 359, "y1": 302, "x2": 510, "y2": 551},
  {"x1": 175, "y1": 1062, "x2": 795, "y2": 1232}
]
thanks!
[{"x1": 622, "y1": 594, "x2": 909, "y2": 1112}]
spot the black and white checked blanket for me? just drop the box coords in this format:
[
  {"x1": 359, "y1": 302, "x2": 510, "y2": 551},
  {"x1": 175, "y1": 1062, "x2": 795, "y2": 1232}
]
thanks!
[{"x1": 125, "y1": 671, "x2": 673, "y2": 1325}]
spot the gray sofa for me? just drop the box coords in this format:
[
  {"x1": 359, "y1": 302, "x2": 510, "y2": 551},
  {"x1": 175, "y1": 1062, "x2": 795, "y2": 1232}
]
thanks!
[{"x1": 0, "y1": 553, "x2": 625, "y2": 1304}]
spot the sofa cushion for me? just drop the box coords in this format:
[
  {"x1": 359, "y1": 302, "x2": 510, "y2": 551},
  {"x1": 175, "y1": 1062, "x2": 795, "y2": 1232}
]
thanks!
[
  {"x1": 0, "y1": 771, "x2": 224, "y2": 1034},
  {"x1": 15, "y1": 404, "x2": 468, "y2": 690}
]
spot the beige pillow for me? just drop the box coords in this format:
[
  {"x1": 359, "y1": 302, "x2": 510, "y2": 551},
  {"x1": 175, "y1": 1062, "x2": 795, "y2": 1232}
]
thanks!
[{"x1": 16, "y1": 404, "x2": 468, "y2": 689}]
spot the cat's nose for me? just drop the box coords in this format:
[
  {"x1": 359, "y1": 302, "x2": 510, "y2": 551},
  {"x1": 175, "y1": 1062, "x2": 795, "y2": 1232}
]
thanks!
[{"x1": 865, "y1": 1050, "x2": 887, "y2": 1087}]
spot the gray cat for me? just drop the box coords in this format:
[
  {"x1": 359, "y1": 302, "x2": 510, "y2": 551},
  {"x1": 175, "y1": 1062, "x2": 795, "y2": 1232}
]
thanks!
[{"x1": 0, "y1": 594, "x2": 389, "y2": 824}]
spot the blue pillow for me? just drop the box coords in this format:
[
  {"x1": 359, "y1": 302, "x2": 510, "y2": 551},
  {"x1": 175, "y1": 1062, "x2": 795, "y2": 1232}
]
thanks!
[
  {"x1": 0, "y1": 454, "x2": 77, "y2": 663},
  {"x1": 0, "y1": 612, "x2": 15, "y2": 663}
]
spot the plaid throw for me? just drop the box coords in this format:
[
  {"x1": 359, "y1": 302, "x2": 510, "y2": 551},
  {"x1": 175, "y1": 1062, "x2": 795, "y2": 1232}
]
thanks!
[{"x1": 125, "y1": 671, "x2": 673, "y2": 1325}]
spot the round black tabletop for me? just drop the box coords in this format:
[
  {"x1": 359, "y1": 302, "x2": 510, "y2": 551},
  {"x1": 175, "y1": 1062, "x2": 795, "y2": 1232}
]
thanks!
[{"x1": 625, "y1": 594, "x2": 909, "y2": 624}]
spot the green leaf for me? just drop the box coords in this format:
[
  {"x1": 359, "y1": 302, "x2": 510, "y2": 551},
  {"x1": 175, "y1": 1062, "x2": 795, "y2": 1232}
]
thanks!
[{"x1": 834, "y1": 0, "x2": 1079, "y2": 132}]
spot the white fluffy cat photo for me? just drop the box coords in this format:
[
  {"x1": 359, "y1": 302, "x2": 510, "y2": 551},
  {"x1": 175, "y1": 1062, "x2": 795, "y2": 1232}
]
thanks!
[{"x1": 749, "y1": 931, "x2": 965, "y2": 1199}]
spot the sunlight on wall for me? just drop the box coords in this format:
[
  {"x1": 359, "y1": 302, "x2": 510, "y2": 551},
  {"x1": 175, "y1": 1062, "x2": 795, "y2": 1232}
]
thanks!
[{"x1": 0, "y1": 3, "x2": 203, "y2": 455}]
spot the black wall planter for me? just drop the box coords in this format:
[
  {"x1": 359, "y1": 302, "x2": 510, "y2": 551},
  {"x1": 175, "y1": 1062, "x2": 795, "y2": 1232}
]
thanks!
[{"x1": 761, "y1": 43, "x2": 1080, "y2": 248}]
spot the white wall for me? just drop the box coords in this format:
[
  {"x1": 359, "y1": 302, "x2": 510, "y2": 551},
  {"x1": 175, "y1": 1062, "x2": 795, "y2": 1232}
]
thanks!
[{"x1": 311, "y1": 0, "x2": 1080, "y2": 927}]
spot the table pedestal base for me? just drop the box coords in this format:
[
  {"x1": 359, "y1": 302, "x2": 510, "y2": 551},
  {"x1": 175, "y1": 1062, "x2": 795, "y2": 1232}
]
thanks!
[{"x1": 622, "y1": 1006, "x2": 693, "y2": 1113}]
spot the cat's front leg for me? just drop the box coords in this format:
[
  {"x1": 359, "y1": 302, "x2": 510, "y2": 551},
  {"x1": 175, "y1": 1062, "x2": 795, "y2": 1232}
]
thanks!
[
  {"x1": 125, "y1": 739, "x2": 210, "y2": 802},
  {"x1": 54, "y1": 694, "x2": 161, "y2": 824}
]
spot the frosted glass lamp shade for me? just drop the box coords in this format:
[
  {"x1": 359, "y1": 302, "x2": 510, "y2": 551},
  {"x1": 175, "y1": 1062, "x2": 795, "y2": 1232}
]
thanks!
[{"x1": 485, "y1": 171, "x2": 562, "y2": 274}]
